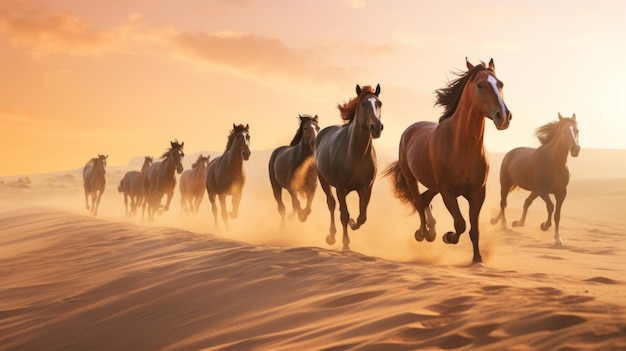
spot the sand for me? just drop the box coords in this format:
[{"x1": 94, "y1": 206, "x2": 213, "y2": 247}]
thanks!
[{"x1": 1, "y1": 148, "x2": 625, "y2": 350}]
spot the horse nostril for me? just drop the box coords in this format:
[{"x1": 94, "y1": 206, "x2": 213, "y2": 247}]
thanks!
[{"x1": 380, "y1": 124, "x2": 384, "y2": 131}]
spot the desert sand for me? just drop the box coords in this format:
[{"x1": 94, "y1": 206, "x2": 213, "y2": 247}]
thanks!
[{"x1": 1, "y1": 148, "x2": 625, "y2": 350}]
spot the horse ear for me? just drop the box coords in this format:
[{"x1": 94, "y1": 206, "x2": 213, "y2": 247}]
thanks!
[
  {"x1": 313, "y1": 115, "x2": 319, "y2": 122},
  {"x1": 558, "y1": 112, "x2": 563, "y2": 120},
  {"x1": 572, "y1": 113, "x2": 577, "y2": 121},
  {"x1": 488, "y1": 58, "x2": 495, "y2": 72},
  {"x1": 375, "y1": 84, "x2": 380, "y2": 96},
  {"x1": 181, "y1": 141, "x2": 184, "y2": 148},
  {"x1": 356, "y1": 84, "x2": 362, "y2": 95},
  {"x1": 105, "y1": 155, "x2": 108, "y2": 159},
  {"x1": 245, "y1": 124, "x2": 249, "y2": 130},
  {"x1": 466, "y1": 57, "x2": 474, "y2": 70}
]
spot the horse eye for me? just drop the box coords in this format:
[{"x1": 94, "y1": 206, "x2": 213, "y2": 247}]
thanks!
[{"x1": 477, "y1": 83, "x2": 484, "y2": 89}]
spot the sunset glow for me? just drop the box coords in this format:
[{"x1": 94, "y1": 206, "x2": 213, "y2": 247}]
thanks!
[{"x1": 1, "y1": 0, "x2": 625, "y2": 175}]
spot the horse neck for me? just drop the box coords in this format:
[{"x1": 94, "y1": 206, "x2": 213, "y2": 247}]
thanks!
[
  {"x1": 93, "y1": 163, "x2": 105, "y2": 177},
  {"x1": 161, "y1": 154, "x2": 177, "y2": 175},
  {"x1": 225, "y1": 146, "x2": 244, "y2": 172},
  {"x1": 297, "y1": 135, "x2": 314, "y2": 159},
  {"x1": 445, "y1": 92, "x2": 486, "y2": 152},
  {"x1": 543, "y1": 128, "x2": 571, "y2": 165},
  {"x1": 347, "y1": 108, "x2": 373, "y2": 159},
  {"x1": 194, "y1": 163, "x2": 207, "y2": 180}
]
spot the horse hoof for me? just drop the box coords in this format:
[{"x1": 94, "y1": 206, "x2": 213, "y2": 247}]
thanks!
[
  {"x1": 443, "y1": 232, "x2": 458, "y2": 244},
  {"x1": 425, "y1": 232, "x2": 436, "y2": 242},
  {"x1": 554, "y1": 238, "x2": 564, "y2": 247},
  {"x1": 490, "y1": 217, "x2": 499, "y2": 225},
  {"x1": 540, "y1": 222, "x2": 550, "y2": 231},
  {"x1": 414, "y1": 229, "x2": 425, "y2": 242},
  {"x1": 341, "y1": 244, "x2": 351, "y2": 252},
  {"x1": 326, "y1": 235, "x2": 336, "y2": 245},
  {"x1": 512, "y1": 220, "x2": 522, "y2": 227},
  {"x1": 348, "y1": 218, "x2": 360, "y2": 230}
]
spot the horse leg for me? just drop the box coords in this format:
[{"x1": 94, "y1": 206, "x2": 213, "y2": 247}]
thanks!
[
  {"x1": 84, "y1": 186, "x2": 90, "y2": 210},
  {"x1": 396, "y1": 163, "x2": 429, "y2": 241},
  {"x1": 318, "y1": 177, "x2": 337, "y2": 245},
  {"x1": 512, "y1": 192, "x2": 539, "y2": 227},
  {"x1": 466, "y1": 187, "x2": 486, "y2": 264},
  {"x1": 336, "y1": 187, "x2": 351, "y2": 251},
  {"x1": 287, "y1": 190, "x2": 304, "y2": 222},
  {"x1": 553, "y1": 189, "x2": 566, "y2": 246},
  {"x1": 163, "y1": 191, "x2": 174, "y2": 211},
  {"x1": 207, "y1": 191, "x2": 218, "y2": 228},
  {"x1": 123, "y1": 193, "x2": 129, "y2": 215},
  {"x1": 421, "y1": 190, "x2": 438, "y2": 242},
  {"x1": 93, "y1": 190, "x2": 102, "y2": 216},
  {"x1": 440, "y1": 187, "x2": 466, "y2": 245},
  {"x1": 219, "y1": 193, "x2": 230, "y2": 230},
  {"x1": 349, "y1": 186, "x2": 371, "y2": 231},
  {"x1": 538, "y1": 191, "x2": 554, "y2": 232},
  {"x1": 301, "y1": 187, "x2": 316, "y2": 222}
]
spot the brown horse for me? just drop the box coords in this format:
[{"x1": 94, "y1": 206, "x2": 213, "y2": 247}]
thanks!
[
  {"x1": 180, "y1": 154, "x2": 210, "y2": 215},
  {"x1": 491, "y1": 113, "x2": 580, "y2": 246},
  {"x1": 144, "y1": 140, "x2": 184, "y2": 221},
  {"x1": 315, "y1": 84, "x2": 382, "y2": 251},
  {"x1": 83, "y1": 154, "x2": 108, "y2": 216},
  {"x1": 383, "y1": 58, "x2": 511, "y2": 264},
  {"x1": 269, "y1": 114, "x2": 320, "y2": 228},
  {"x1": 205, "y1": 124, "x2": 251, "y2": 229},
  {"x1": 118, "y1": 156, "x2": 153, "y2": 216}
]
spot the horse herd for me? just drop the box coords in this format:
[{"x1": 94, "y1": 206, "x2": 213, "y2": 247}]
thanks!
[{"x1": 82, "y1": 58, "x2": 580, "y2": 264}]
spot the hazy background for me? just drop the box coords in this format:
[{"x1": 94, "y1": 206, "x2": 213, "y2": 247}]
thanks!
[{"x1": 1, "y1": 0, "x2": 625, "y2": 175}]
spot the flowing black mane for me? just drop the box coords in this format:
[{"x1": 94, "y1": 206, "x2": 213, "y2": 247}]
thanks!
[
  {"x1": 536, "y1": 118, "x2": 576, "y2": 145},
  {"x1": 161, "y1": 140, "x2": 183, "y2": 159},
  {"x1": 436, "y1": 63, "x2": 488, "y2": 122},
  {"x1": 226, "y1": 124, "x2": 249, "y2": 151},
  {"x1": 289, "y1": 114, "x2": 317, "y2": 146},
  {"x1": 338, "y1": 85, "x2": 376, "y2": 125}
]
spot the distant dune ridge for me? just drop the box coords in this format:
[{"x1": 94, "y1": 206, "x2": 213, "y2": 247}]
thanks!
[{"x1": 1, "y1": 149, "x2": 626, "y2": 350}]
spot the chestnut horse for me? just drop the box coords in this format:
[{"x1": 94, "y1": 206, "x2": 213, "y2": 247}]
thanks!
[
  {"x1": 118, "y1": 156, "x2": 153, "y2": 216},
  {"x1": 205, "y1": 124, "x2": 251, "y2": 229},
  {"x1": 83, "y1": 154, "x2": 108, "y2": 216},
  {"x1": 144, "y1": 140, "x2": 184, "y2": 221},
  {"x1": 315, "y1": 84, "x2": 382, "y2": 251},
  {"x1": 383, "y1": 58, "x2": 511, "y2": 264},
  {"x1": 269, "y1": 114, "x2": 320, "y2": 228},
  {"x1": 180, "y1": 154, "x2": 210, "y2": 215},
  {"x1": 491, "y1": 113, "x2": 580, "y2": 246}
]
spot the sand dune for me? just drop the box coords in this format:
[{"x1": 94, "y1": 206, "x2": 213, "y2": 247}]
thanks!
[{"x1": 1, "y1": 149, "x2": 626, "y2": 350}]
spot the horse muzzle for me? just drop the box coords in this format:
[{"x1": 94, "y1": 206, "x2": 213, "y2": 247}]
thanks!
[
  {"x1": 242, "y1": 150, "x2": 251, "y2": 161},
  {"x1": 491, "y1": 109, "x2": 511, "y2": 130},
  {"x1": 370, "y1": 123, "x2": 383, "y2": 139},
  {"x1": 176, "y1": 165, "x2": 184, "y2": 174},
  {"x1": 570, "y1": 145, "x2": 580, "y2": 157}
]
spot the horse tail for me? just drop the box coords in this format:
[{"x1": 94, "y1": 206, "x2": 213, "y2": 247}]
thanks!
[{"x1": 382, "y1": 161, "x2": 413, "y2": 204}]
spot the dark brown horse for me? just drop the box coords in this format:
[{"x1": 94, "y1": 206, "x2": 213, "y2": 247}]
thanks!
[
  {"x1": 180, "y1": 154, "x2": 210, "y2": 215},
  {"x1": 383, "y1": 58, "x2": 511, "y2": 264},
  {"x1": 205, "y1": 124, "x2": 251, "y2": 229},
  {"x1": 118, "y1": 156, "x2": 153, "y2": 216},
  {"x1": 491, "y1": 113, "x2": 580, "y2": 246},
  {"x1": 83, "y1": 154, "x2": 108, "y2": 216},
  {"x1": 269, "y1": 114, "x2": 320, "y2": 228},
  {"x1": 315, "y1": 84, "x2": 382, "y2": 251},
  {"x1": 144, "y1": 140, "x2": 184, "y2": 221}
]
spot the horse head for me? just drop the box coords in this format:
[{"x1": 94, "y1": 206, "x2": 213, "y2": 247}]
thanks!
[
  {"x1": 95, "y1": 154, "x2": 108, "y2": 173},
  {"x1": 299, "y1": 114, "x2": 320, "y2": 152},
  {"x1": 141, "y1": 156, "x2": 153, "y2": 173},
  {"x1": 231, "y1": 123, "x2": 251, "y2": 161},
  {"x1": 558, "y1": 112, "x2": 580, "y2": 157},
  {"x1": 170, "y1": 140, "x2": 185, "y2": 174},
  {"x1": 466, "y1": 58, "x2": 512, "y2": 130},
  {"x1": 356, "y1": 84, "x2": 383, "y2": 138}
]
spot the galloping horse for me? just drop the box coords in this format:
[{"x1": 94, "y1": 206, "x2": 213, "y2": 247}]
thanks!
[
  {"x1": 269, "y1": 114, "x2": 320, "y2": 227},
  {"x1": 491, "y1": 113, "x2": 580, "y2": 246},
  {"x1": 180, "y1": 154, "x2": 210, "y2": 215},
  {"x1": 83, "y1": 154, "x2": 108, "y2": 216},
  {"x1": 144, "y1": 140, "x2": 184, "y2": 221},
  {"x1": 118, "y1": 156, "x2": 153, "y2": 216},
  {"x1": 383, "y1": 58, "x2": 511, "y2": 264},
  {"x1": 205, "y1": 124, "x2": 251, "y2": 229},
  {"x1": 315, "y1": 84, "x2": 382, "y2": 251}
]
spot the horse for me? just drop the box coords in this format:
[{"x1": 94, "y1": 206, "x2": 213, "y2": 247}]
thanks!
[
  {"x1": 382, "y1": 58, "x2": 512, "y2": 264},
  {"x1": 491, "y1": 113, "x2": 580, "y2": 246},
  {"x1": 315, "y1": 84, "x2": 382, "y2": 251},
  {"x1": 205, "y1": 124, "x2": 251, "y2": 229},
  {"x1": 118, "y1": 156, "x2": 153, "y2": 216},
  {"x1": 269, "y1": 114, "x2": 320, "y2": 228},
  {"x1": 179, "y1": 154, "x2": 211, "y2": 215},
  {"x1": 144, "y1": 140, "x2": 184, "y2": 221},
  {"x1": 83, "y1": 154, "x2": 108, "y2": 216}
]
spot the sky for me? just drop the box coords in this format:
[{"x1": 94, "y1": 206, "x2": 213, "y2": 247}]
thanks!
[{"x1": 1, "y1": 0, "x2": 625, "y2": 176}]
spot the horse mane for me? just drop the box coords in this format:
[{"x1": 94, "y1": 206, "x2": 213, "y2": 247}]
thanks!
[
  {"x1": 289, "y1": 114, "x2": 316, "y2": 146},
  {"x1": 535, "y1": 118, "x2": 576, "y2": 145},
  {"x1": 436, "y1": 63, "x2": 488, "y2": 122},
  {"x1": 191, "y1": 154, "x2": 206, "y2": 168},
  {"x1": 225, "y1": 124, "x2": 249, "y2": 150},
  {"x1": 161, "y1": 140, "x2": 183, "y2": 159},
  {"x1": 338, "y1": 85, "x2": 375, "y2": 125}
]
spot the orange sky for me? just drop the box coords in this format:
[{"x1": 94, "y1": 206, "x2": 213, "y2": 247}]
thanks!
[{"x1": 1, "y1": 0, "x2": 625, "y2": 176}]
